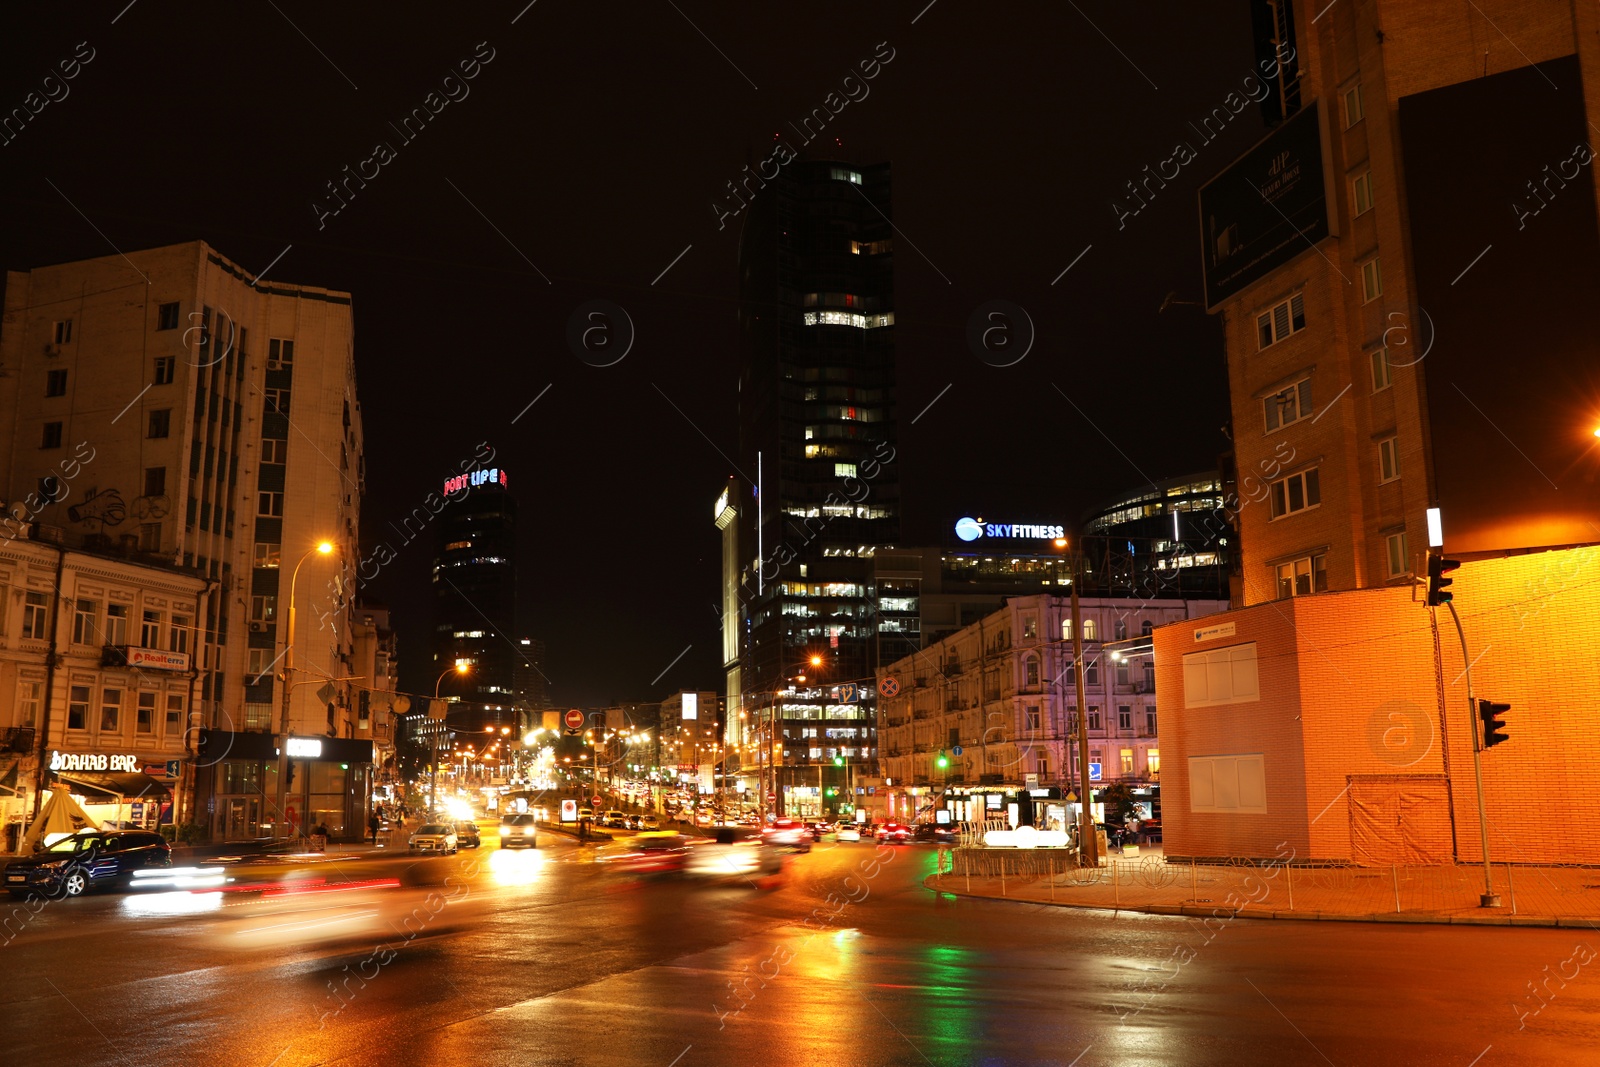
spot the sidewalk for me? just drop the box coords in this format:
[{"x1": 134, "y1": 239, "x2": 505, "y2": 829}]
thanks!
[{"x1": 926, "y1": 845, "x2": 1600, "y2": 927}]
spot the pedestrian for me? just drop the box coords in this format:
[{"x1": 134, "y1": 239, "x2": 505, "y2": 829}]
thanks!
[
  {"x1": 1127, "y1": 815, "x2": 1142, "y2": 847},
  {"x1": 368, "y1": 812, "x2": 380, "y2": 845}
]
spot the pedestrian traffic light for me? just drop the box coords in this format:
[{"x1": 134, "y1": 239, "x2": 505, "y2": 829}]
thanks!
[
  {"x1": 1479, "y1": 699, "x2": 1511, "y2": 748},
  {"x1": 936, "y1": 750, "x2": 948, "y2": 768},
  {"x1": 833, "y1": 755, "x2": 844, "y2": 767},
  {"x1": 1426, "y1": 554, "x2": 1460, "y2": 606}
]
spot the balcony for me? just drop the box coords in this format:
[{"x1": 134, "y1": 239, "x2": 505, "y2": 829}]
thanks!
[
  {"x1": 1, "y1": 727, "x2": 35, "y2": 754},
  {"x1": 913, "y1": 708, "x2": 934, "y2": 720}
]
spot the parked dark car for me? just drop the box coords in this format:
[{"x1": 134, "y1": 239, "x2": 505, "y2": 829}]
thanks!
[
  {"x1": 5, "y1": 830, "x2": 171, "y2": 898},
  {"x1": 454, "y1": 821, "x2": 482, "y2": 848}
]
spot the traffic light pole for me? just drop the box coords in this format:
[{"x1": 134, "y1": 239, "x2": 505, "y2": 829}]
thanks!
[{"x1": 1445, "y1": 599, "x2": 1500, "y2": 907}]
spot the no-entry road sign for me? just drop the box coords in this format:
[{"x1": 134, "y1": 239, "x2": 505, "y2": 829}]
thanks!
[{"x1": 564, "y1": 708, "x2": 585, "y2": 730}]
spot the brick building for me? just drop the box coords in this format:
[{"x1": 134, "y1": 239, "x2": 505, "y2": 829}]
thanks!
[{"x1": 1160, "y1": 0, "x2": 1600, "y2": 864}]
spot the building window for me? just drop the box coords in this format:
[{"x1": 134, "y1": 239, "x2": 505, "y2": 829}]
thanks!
[
  {"x1": 17, "y1": 679, "x2": 43, "y2": 728},
  {"x1": 144, "y1": 466, "x2": 167, "y2": 497},
  {"x1": 22, "y1": 591, "x2": 50, "y2": 639},
  {"x1": 45, "y1": 369, "x2": 68, "y2": 396},
  {"x1": 264, "y1": 388, "x2": 290, "y2": 416},
  {"x1": 269, "y1": 338, "x2": 295, "y2": 365},
  {"x1": 1023, "y1": 616, "x2": 1037, "y2": 639},
  {"x1": 1256, "y1": 292, "x2": 1306, "y2": 349},
  {"x1": 138, "y1": 522, "x2": 161, "y2": 551},
  {"x1": 1120, "y1": 748, "x2": 1135, "y2": 776},
  {"x1": 1269, "y1": 468, "x2": 1321, "y2": 519},
  {"x1": 1118, "y1": 706, "x2": 1133, "y2": 731},
  {"x1": 251, "y1": 595, "x2": 277, "y2": 622},
  {"x1": 1087, "y1": 707, "x2": 1102, "y2": 731},
  {"x1": 1116, "y1": 659, "x2": 1131, "y2": 686},
  {"x1": 154, "y1": 356, "x2": 176, "y2": 385},
  {"x1": 41, "y1": 422, "x2": 63, "y2": 449},
  {"x1": 248, "y1": 648, "x2": 272, "y2": 679},
  {"x1": 1378, "y1": 436, "x2": 1400, "y2": 482},
  {"x1": 72, "y1": 599, "x2": 99, "y2": 644},
  {"x1": 1360, "y1": 257, "x2": 1383, "y2": 303},
  {"x1": 157, "y1": 302, "x2": 180, "y2": 330},
  {"x1": 1114, "y1": 619, "x2": 1128, "y2": 640},
  {"x1": 170, "y1": 615, "x2": 189, "y2": 655},
  {"x1": 1190, "y1": 753, "x2": 1268, "y2": 813},
  {"x1": 254, "y1": 542, "x2": 281, "y2": 568},
  {"x1": 1082, "y1": 618, "x2": 1098, "y2": 642},
  {"x1": 1025, "y1": 705, "x2": 1040, "y2": 731},
  {"x1": 1036, "y1": 750, "x2": 1049, "y2": 776},
  {"x1": 1148, "y1": 749, "x2": 1161, "y2": 775},
  {"x1": 1061, "y1": 619, "x2": 1072, "y2": 641},
  {"x1": 262, "y1": 438, "x2": 286, "y2": 464},
  {"x1": 148, "y1": 409, "x2": 171, "y2": 438},
  {"x1": 137, "y1": 692, "x2": 156, "y2": 734},
  {"x1": 833, "y1": 462, "x2": 857, "y2": 478},
  {"x1": 1025, "y1": 656, "x2": 1040, "y2": 688},
  {"x1": 1352, "y1": 170, "x2": 1373, "y2": 216},
  {"x1": 1370, "y1": 347, "x2": 1391, "y2": 391},
  {"x1": 1143, "y1": 660, "x2": 1155, "y2": 689},
  {"x1": 37, "y1": 476, "x2": 64, "y2": 504},
  {"x1": 829, "y1": 167, "x2": 863, "y2": 184},
  {"x1": 100, "y1": 688, "x2": 122, "y2": 732},
  {"x1": 105, "y1": 604, "x2": 129, "y2": 645},
  {"x1": 1275, "y1": 553, "x2": 1329, "y2": 599},
  {"x1": 166, "y1": 694, "x2": 185, "y2": 734},
  {"x1": 1182, "y1": 643, "x2": 1261, "y2": 708},
  {"x1": 1386, "y1": 531, "x2": 1410, "y2": 577},
  {"x1": 1146, "y1": 708, "x2": 1158, "y2": 734},
  {"x1": 54, "y1": 319, "x2": 73, "y2": 344},
  {"x1": 1343, "y1": 83, "x2": 1364, "y2": 128},
  {"x1": 68, "y1": 685, "x2": 90, "y2": 730},
  {"x1": 258, "y1": 492, "x2": 284, "y2": 517},
  {"x1": 1085, "y1": 661, "x2": 1099, "y2": 686},
  {"x1": 141, "y1": 610, "x2": 163, "y2": 648},
  {"x1": 1263, "y1": 377, "x2": 1312, "y2": 432}
]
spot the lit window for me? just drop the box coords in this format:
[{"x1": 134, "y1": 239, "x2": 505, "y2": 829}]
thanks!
[
  {"x1": 1274, "y1": 554, "x2": 1328, "y2": 599},
  {"x1": 1370, "y1": 347, "x2": 1391, "y2": 391},
  {"x1": 1386, "y1": 531, "x2": 1409, "y2": 577},
  {"x1": 1352, "y1": 170, "x2": 1373, "y2": 216},
  {"x1": 829, "y1": 167, "x2": 863, "y2": 184},
  {"x1": 254, "y1": 542, "x2": 281, "y2": 568},
  {"x1": 1361, "y1": 257, "x2": 1383, "y2": 303},
  {"x1": 1268, "y1": 468, "x2": 1321, "y2": 519},
  {"x1": 1120, "y1": 749, "x2": 1134, "y2": 775},
  {"x1": 834, "y1": 463, "x2": 857, "y2": 478},
  {"x1": 1343, "y1": 83, "x2": 1364, "y2": 128},
  {"x1": 1082, "y1": 618, "x2": 1098, "y2": 641},
  {"x1": 1147, "y1": 749, "x2": 1160, "y2": 774},
  {"x1": 1378, "y1": 436, "x2": 1400, "y2": 482},
  {"x1": 1256, "y1": 293, "x2": 1306, "y2": 349}
]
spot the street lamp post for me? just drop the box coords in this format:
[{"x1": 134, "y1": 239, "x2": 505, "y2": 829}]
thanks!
[
  {"x1": 1059, "y1": 537, "x2": 1099, "y2": 867},
  {"x1": 430, "y1": 660, "x2": 471, "y2": 815},
  {"x1": 275, "y1": 540, "x2": 334, "y2": 840}
]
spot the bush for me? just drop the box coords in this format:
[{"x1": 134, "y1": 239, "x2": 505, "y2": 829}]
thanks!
[{"x1": 171, "y1": 823, "x2": 207, "y2": 845}]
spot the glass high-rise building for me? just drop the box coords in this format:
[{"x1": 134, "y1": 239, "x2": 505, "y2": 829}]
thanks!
[
  {"x1": 733, "y1": 158, "x2": 898, "y2": 817},
  {"x1": 432, "y1": 465, "x2": 518, "y2": 732}
]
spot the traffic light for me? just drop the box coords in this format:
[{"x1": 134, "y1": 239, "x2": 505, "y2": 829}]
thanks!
[
  {"x1": 936, "y1": 750, "x2": 949, "y2": 769},
  {"x1": 1479, "y1": 699, "x2": 1511, "y2": 749},
  {"x1": 1427, "y1": 555, "x2": 1460, "y2": 606},
  {"x1": 833, "y1": 755, "x2": 844, "y2": 767},
  {"x1": 825, "y1": 786, "x2": 837, "y2": 797}
]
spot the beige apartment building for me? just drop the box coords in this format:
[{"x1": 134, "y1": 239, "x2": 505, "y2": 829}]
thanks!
[{"x1": 0, "y1": 241, "x2": 377, "y2": 840}]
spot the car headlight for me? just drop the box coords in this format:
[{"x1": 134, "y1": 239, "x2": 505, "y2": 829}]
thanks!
[{"x1": 38, "y1": 859, "x2": 67, "y2": 869}]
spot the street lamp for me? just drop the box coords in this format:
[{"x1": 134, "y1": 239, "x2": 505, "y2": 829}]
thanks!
[
  {"x1": 1056, "y1": 536, "x2": 1099, "y2": 866},
  {"x1": 429, "y1": 659, "x2": 471, "y2": 815},
  {"x1": 275, "y1": 540, "x2": 335, "y2": 839}
]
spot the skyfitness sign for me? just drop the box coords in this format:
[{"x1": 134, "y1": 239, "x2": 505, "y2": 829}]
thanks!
[{"x1": 954, "y1": 518, "x2": 1065, "y2": 542}]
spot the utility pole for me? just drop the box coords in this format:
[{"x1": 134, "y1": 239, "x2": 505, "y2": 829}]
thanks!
[{"x1": 1068, "y1": 538, "x2": 1098, "y2": 867}]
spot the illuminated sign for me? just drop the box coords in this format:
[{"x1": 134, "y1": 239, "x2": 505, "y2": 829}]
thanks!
[
  {"x1": 955, "y1": 518, "x2": 1066, "y2": 543},
  {"x1": 682, "y1": 693, "x2": 698, "y2": 720},
  {"x1": 124, "y1": 647, "x2": 190, "y2": 671},
  {"x1": 50, "y1": 751, "x2": 139, "y2": 772},
  {"x1": 443, "y1": 468, "x2": 508, "y2": 496},
  {"x1": 286, "y1": 737, "x2": 323, "y2": 758}
]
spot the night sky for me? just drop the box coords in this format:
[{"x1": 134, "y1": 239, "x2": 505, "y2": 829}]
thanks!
[{"x1": 0, "y1": 3, "x2": 1262, "y2": 707}]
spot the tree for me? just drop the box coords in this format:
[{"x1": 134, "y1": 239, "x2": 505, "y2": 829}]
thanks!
[{"x1": 1098, "y1": 782, "x2": 1137, "y2": 825}]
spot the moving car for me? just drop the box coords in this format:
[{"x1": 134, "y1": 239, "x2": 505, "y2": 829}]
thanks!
[
  {"x1": 874, "y1": 822, "x2": 914, "y2": 844},
  {"x1": 760, "y1": 818, "x2": 812, "y2": 852},
  {"x1": 409, "y1": 823, "x2": 458, "y2": 854},
  {"x1": 684, "y1": 826, "x2": 785, "y2": 884},
  {"x1": 499, "y1": 813, "x2": 538, "y2": 849},
  {"x1": 806, "y1": 820, "x2": 835, "y2": 840},
  {"x1": 594, "y1": 832, "x2": 692, "y2": 875},
  {"x1": 835, "y1": 823, "x2": 863, "y2": 842},
  {"x1": 913, "y1": 823, "x2": 958, "y2": 844},
  {"x1": 454, "y1": 821, "x2": 482, "y2": 848},
  {"x1": 5, "y1": 830, "x2": 171, "y2": 898}
]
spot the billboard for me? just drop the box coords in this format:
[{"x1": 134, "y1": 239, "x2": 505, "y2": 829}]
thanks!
[
  {"x1": 1199, "y1": 100, "x2": 1332, "y2": 308},
  {"x1": 682, "y1": 692, "x2": 698, "y2": 720}
]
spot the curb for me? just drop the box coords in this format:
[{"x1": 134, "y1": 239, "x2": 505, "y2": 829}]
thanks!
[{"x1": 922, "y1": 876, "x2": 1600, "y2": 928}]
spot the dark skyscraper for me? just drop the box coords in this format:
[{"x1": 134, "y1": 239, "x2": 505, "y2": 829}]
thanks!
[
  {"x1": 433, "y1": 464, "x2": 518, "y2": 730},
  {"x1": 734, "y1": 158, "x2": 898, "y2": 817}
]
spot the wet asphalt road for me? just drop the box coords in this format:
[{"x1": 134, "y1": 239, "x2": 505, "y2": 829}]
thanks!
[{"x1": 4, "y1": 834, "x2": 1599, "y2": 1067}]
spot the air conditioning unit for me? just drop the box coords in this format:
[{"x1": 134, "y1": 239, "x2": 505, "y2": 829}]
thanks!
[
  {"x1": 43, "y1": 343, "x2": 59, "y2": 358},
  {"x1": 249, "y1": 621, "x2": 266, "y2": 633},
  {"x1": 267, "y1": 358, "x2": 283, "y2": 371}
]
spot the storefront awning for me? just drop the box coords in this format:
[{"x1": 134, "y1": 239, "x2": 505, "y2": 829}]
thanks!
[{"x1": 55, "y1": 771, "x2": 170, "y2": 800}]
